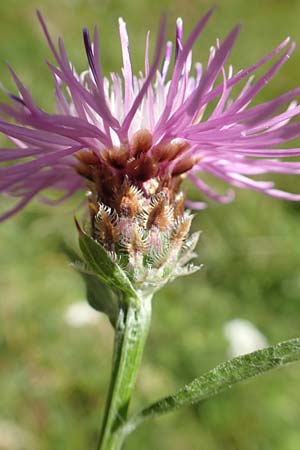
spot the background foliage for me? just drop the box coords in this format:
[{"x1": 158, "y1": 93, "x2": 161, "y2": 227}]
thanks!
[{"x1": 0, "y1": 1, "x2": 300, "y2": 449}]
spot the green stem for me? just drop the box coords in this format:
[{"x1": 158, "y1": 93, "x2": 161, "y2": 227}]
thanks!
[{"x1": 97, "y1": 294, "x2": 152, "y2": 450}]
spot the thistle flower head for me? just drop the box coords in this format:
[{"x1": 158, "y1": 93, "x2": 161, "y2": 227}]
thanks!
[{"x1": 1, "y1": 8, "x2": 300, "y2": 224}]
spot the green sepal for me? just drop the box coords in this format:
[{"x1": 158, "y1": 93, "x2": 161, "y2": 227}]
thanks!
[{"x1": 77, "y1": 225, "x2": 137, "y2": 299}]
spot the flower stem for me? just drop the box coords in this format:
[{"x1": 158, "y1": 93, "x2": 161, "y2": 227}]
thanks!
[{"x1": 97, "y1": 295, "x2": 152, "y2": 450}]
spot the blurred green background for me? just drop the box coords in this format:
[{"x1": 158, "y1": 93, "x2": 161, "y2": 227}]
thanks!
[{"x1": 1, "y1": 0, "x2": 300, "y2": 449}]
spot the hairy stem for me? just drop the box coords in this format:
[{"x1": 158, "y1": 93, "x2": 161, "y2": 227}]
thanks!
[{"x1": 97, "y1": 295, "x2": 152, "y2": 450}]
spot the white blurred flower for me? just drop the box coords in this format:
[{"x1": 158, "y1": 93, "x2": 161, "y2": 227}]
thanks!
[
  {"x1": 224, "y1": 318, "x2": 268, "y2": 358},
  {"x1": 0, "y1": 419, "x2": 35, "y2": 450},
  {"x1": 64, "y1": 301, "x2": 100, "y2": 327}
]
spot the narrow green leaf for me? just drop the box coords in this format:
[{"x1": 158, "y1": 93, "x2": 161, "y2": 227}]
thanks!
[
  {"x1": 60, "y1": 240, "x2": 118, "y2": 326},
  {"x1": 122, "y1": 337, "x2": 300, "y2": 436},
  {"x1": 82, "y1": 271, "x2": 118, "y2": 327},
  {"x1": 78, "y1": 230, "x2": 137, "y2": 298}
]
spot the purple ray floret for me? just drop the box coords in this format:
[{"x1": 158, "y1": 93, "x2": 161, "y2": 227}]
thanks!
[{"x1": 1, "y1": 9, "x2": 300, "y2": 221}]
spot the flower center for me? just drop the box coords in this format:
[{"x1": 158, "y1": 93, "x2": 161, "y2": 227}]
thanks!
[{"x1": 74, "y1": 129, "x2": 197, "y2": 212}]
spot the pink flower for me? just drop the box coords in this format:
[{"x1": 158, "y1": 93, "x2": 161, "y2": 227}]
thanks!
[{"x1": 1, "y1": 8, "x2": 300, "y2": 221}]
